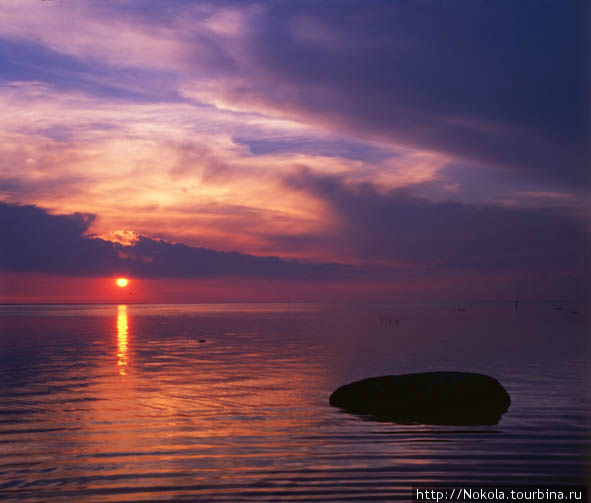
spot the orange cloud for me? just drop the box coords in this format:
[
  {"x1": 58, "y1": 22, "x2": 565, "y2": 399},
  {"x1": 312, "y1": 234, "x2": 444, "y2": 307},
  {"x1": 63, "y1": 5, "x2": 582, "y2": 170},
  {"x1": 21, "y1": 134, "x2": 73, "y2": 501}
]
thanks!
[{"x1": 0, "y1": 80, "x2": 450, "y2": 263}]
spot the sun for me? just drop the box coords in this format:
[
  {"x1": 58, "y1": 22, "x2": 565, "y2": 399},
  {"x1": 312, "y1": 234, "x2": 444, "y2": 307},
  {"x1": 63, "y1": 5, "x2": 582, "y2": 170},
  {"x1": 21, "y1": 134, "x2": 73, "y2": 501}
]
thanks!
[{"x1": 116, "y1": 277, "x2": 129, "y2": 288}]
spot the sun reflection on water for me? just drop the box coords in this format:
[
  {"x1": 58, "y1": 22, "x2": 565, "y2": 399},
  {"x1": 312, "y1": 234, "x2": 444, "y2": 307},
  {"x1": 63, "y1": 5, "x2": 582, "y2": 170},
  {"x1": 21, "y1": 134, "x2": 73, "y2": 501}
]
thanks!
[{"x1": 116, "y1": 305, "x2": 129, "y2": 375}]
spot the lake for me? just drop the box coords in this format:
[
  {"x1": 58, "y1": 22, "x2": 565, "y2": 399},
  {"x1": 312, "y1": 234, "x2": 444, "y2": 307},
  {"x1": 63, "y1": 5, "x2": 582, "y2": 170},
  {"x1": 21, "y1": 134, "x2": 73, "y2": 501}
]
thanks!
[{"x1": 0, "y1": 302, "x2": 588, "y2": 501}]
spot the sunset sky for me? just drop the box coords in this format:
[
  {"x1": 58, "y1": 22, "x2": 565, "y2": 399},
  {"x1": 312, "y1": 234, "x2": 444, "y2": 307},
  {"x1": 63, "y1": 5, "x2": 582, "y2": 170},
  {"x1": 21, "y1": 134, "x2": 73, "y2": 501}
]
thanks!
[{"x1": 0, "y1": 0, "x2": 588, "y2": 303}]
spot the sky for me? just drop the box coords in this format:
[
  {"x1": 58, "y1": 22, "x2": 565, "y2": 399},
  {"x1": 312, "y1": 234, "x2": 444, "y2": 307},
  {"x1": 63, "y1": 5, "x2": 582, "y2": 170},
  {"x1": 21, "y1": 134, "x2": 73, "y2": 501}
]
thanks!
[{"x1": 0, "y1": 0, "x2": 589, "y2": 303}]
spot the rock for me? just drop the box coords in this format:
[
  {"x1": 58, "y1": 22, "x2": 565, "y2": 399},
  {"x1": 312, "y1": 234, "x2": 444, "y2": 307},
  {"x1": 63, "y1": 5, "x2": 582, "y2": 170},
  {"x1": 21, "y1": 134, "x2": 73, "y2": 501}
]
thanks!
[{"x1": 329, "y1": 371, "x2": 510, "y2": 425}]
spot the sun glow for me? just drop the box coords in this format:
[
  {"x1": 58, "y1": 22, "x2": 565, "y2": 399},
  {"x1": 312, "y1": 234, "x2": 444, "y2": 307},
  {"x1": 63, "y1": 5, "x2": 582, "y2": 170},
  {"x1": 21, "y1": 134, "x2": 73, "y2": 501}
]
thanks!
[{"x1": 116, "y1": 277, "x2": 129, "y2": 288}]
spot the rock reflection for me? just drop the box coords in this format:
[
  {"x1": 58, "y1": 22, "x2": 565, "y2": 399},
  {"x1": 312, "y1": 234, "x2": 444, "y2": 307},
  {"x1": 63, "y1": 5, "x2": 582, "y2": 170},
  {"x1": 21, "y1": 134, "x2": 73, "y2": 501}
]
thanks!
[{"x1": 116, "y1": 304, "x2": 129, "y2": 375}]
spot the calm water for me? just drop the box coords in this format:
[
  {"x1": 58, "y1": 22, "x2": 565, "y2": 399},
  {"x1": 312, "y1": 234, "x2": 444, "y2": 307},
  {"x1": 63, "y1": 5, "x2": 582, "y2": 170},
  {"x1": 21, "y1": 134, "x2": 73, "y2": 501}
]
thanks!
[{"x1": 0, "y1": 303, "x2": 588, "y2": 502}]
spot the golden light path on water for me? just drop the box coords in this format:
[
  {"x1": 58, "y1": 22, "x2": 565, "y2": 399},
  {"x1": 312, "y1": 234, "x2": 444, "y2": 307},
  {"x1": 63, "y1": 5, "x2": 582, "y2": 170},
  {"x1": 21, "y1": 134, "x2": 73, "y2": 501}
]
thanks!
[{"x1": 116, "y1": 305, "x2": 129, "y2": 375}]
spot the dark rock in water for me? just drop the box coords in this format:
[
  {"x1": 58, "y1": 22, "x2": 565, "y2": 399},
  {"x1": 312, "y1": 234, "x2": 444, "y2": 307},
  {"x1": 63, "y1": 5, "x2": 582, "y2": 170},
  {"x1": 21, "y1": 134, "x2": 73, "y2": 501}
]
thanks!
[{"x1": 330, "y1": 372, "x2": 510, "y2": 425}]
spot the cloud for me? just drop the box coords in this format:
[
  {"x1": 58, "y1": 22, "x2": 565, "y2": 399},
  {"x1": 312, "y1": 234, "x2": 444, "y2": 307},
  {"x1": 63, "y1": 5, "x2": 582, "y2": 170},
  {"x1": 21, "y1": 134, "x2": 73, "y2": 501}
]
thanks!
[
  {"x1": 0, "y1": 81, "x2": 342, "y2": 257},
  {"x1": 282, "y1": 169, "x2": 589, "y2": 275},
  {"x1": 156, "y1": 2, "x2": 588, "y2": 193},
  {"x1": 0, "y1": 0, "x2": 588, "y2": 295},
  {"x1": 220, "y1": 1, "x2": 588, "y2": 189},
  {"x1": 2, "y1": 1, "x2": 587, "y2": 192},
  {"x1": 0, "y1": 1, "x2": 190, "y2": 71},
  {"x1": 1, "y1": 81, "x2": 446, "y2": 262},
  {"x1": 0, "y1": 202, "x2": 356, "y2": 279}
]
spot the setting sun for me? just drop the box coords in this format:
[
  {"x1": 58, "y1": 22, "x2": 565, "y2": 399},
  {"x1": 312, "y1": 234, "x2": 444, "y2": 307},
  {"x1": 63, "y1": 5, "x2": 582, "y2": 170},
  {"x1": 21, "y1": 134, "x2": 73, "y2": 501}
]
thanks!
[{"x1": 116, "y1": 278, "x2": 129, "y2": 288}]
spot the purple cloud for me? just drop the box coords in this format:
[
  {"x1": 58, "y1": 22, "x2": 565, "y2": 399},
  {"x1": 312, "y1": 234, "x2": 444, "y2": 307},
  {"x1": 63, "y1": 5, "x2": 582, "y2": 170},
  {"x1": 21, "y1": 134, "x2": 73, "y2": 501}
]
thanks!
[{"x1": 0, "y1": 202, "x2": 356, "y2": 280}]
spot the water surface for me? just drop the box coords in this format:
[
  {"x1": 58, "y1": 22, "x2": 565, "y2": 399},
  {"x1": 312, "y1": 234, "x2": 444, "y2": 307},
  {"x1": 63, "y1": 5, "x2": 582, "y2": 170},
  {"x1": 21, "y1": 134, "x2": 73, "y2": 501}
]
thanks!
[{"x1": 0, "y1": 303, "x2": 588, "y2": 501}]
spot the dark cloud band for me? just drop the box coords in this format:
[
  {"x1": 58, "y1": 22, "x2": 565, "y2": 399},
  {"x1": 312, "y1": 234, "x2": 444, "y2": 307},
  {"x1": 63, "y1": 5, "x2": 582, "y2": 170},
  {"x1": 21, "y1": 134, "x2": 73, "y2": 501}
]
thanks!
[{"x1": 0, "y1": 202, "x2": 355, "y2": 280}]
